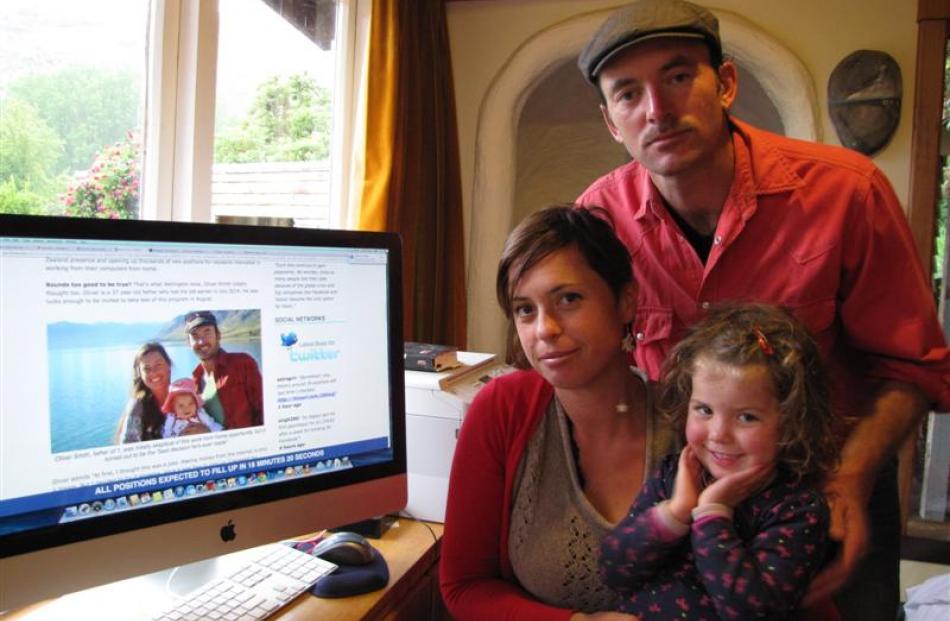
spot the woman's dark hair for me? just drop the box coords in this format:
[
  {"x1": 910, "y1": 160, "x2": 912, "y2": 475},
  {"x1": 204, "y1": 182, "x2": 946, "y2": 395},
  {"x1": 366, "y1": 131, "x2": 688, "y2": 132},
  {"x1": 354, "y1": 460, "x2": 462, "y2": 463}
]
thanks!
[
  {"x1": 658, "y1": 302, "x2": 839, "y2": 485},
  {"x1": 496, "y1": 204, "x2": 633, "y2": 366},
  {"x1": 131, "y1": 342, "x2": 172, "y2": 441}
]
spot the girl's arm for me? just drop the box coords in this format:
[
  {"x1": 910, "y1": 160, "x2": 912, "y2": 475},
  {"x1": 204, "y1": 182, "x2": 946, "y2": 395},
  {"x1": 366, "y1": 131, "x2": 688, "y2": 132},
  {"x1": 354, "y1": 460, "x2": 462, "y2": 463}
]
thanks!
[
  {"x1": 599, "y1": 454, "x2": 687, "y2": 591},
  {"x1": 690, "y1": 487, "x2": 829, "y2": 619}
]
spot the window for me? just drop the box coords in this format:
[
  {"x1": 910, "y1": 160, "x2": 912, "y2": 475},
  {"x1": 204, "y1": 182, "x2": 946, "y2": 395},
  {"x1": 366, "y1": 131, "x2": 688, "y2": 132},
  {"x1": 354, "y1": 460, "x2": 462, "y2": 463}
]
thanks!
[
  {"x1": 0, "y1": 0, "x2": 362, "y2": 228},
  {"x1": 0, "y1": 0, "x2": 149, "y2": 219},
  {"x1": 906, "y1": 1, "x2": 950, "y2": 550},
  {"x1": 212, "y1": 1, "x2": 336, "y2": 228}
]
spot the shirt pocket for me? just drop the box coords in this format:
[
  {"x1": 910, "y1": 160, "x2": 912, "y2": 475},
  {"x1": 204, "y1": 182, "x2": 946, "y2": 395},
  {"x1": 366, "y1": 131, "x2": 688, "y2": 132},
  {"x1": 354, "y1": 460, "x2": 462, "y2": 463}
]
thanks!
[
  {"x1": 783, "y1": 241, "x2": 841, "y2": 307},
  {"x1": 786, "y1": 298, "x2": 837, "y2": 353},
  {"x1": 634, "y1": 307, "x2": 673, "y2": 343},
  {"x1": 633, "y1": 307, "x2": 675, "y2": 378}
]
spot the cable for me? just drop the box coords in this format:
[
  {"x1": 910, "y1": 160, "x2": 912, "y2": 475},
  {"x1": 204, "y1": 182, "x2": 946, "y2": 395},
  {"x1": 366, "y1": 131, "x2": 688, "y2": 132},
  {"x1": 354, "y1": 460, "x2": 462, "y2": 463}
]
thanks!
[
  {"x1": 281, "y1": 529, "x2": 328, "y2": 554},
  {"x1": 164, "y1": 565, "x2": 182, "y2": 597},
  {"x1": 393, "y1": 509, "x2": 438, "y2": 544}
]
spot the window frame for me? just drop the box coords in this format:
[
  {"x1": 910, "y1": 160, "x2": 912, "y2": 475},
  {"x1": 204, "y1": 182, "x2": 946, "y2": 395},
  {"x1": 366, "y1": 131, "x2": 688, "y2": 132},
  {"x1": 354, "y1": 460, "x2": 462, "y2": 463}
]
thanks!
[
  {"x1": 141, "y1": 0, "x2": 363, "y2": 227},
  {"x1": 904, "y1": 0, "x2": 950, "y2": 541},
  {"x1": 907, "y1": 0, "x2": 948, "y2": 267}
]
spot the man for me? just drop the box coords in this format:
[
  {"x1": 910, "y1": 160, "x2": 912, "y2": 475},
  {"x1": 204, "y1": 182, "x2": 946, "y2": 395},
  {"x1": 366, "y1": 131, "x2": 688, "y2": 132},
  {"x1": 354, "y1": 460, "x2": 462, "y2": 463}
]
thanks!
[
  {"x1": 575, "y1": 2, "x2": 950, "y2": 620},
  {"x1": 185, "y1": 310, "x2": 263, "y2": 429}
]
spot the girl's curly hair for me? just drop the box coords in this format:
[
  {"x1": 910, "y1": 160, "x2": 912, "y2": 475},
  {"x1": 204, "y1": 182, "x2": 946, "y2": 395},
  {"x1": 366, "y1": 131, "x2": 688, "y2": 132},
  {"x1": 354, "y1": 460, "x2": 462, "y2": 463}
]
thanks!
[{"x1": 658, "y1": 302, "x2": 840, "y2": 485}]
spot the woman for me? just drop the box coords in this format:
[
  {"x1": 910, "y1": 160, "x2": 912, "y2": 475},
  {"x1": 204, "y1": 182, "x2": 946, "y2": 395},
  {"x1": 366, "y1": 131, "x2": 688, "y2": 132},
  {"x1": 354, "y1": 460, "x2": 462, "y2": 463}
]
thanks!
[
  {"x1": 440, "y1": 206, "x2": 673, "y2": 620},
  {"x1": 116, "y1": 342, "x2": 172, "y2": 443}
]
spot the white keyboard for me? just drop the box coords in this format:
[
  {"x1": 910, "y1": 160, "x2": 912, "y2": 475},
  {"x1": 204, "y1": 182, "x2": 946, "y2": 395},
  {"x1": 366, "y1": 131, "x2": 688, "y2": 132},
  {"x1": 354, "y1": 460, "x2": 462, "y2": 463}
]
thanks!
[{"x1": 150, "y1": 543, "x2": 337, "y2": 621}]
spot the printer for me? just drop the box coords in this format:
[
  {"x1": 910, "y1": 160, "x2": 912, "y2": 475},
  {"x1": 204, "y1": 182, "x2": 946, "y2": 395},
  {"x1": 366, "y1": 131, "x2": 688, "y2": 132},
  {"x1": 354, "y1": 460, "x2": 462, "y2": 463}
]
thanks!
[{"x1": 404, "y1": 351, "x2": 513, "y2": 522}]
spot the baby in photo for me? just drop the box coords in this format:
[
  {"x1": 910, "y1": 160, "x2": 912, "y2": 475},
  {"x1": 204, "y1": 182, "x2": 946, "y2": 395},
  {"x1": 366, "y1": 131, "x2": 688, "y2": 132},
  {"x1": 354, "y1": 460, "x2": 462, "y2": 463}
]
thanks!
[{"x1": 161, "y1": 378, "x2": 223, "y2": 437}]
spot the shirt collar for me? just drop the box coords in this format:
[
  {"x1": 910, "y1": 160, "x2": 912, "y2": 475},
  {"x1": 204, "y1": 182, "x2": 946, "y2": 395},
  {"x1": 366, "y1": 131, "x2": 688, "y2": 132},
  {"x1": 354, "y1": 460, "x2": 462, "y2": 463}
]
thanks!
[
  {"x1": 729, "y1": 118, "x2": 805, "y2": 195},
  {"x1": 211, "y1": 348, "x2": 230, "y2": 369},
  {"x1": 633, "y1": 118, "x2": 805, "y2": 223},
  {"x1": 637, "y1": 166, "x2": 666, "y2": 222}
]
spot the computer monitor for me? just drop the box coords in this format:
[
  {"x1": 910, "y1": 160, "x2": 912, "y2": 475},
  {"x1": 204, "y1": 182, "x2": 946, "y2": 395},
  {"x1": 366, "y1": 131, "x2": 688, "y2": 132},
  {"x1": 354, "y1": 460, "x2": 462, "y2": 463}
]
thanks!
[{"x1": 0, "y1": 214, "x2": 407, "y2": 612}]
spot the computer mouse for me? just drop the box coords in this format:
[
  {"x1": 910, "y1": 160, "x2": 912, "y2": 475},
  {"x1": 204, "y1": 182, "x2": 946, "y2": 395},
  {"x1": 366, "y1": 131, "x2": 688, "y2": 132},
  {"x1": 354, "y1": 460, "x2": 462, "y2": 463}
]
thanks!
[{"x1": 312, "y1": 531, "x2": 375, "y2": 566}]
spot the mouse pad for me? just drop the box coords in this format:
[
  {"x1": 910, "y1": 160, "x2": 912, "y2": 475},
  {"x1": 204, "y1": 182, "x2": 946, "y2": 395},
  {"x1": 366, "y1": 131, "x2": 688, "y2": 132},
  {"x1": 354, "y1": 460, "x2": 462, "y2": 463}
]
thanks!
[{"x1": 311, "y1": 548, "x2": 389, "y2": 598}]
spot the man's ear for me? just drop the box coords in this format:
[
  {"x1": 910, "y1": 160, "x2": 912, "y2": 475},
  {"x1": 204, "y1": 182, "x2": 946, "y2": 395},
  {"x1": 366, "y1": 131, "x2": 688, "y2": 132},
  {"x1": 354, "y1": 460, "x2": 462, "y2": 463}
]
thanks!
[
  {"x1": 600, "y1": 104, "x2": 625, "y2": 144},
  {"x1": 717, "y1": 60, "x2": 738, "y2": 110}
]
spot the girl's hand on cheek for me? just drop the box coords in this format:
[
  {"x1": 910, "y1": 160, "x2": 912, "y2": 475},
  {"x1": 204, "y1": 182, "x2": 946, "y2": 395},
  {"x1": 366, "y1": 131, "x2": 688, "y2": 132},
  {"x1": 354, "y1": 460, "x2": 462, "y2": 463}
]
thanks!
[
  {"x1": 697, "y1": 462, "x2": 772, "y2": 508},
  {"x1": 669, "y1": 446, "x2": 702, "y2": 522}
]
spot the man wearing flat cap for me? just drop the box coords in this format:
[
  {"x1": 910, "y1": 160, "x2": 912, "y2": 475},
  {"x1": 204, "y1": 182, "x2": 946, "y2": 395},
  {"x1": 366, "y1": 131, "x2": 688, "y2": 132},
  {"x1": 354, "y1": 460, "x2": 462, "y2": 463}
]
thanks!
[
  {"x1": 575, "y1": 1, "x2": 950, "y2": 620},
  {"x1": 185, "y1": 311, "x2": 263, "y2": 430}
]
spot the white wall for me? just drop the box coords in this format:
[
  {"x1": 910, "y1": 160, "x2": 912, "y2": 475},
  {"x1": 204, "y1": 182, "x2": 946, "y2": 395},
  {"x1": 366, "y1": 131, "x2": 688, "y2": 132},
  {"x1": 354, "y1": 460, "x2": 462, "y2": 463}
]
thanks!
[{"x1": 447, "y1": 0, "x2": 919, "y2": 352}]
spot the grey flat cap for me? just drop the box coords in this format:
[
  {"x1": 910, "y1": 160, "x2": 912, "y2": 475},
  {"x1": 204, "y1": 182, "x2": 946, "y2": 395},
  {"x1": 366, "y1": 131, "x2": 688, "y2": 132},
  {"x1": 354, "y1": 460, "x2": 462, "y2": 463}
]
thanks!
[
  {"x1": 579, "y1": 0, "x2": 721, "y2": 84},
  {"x1": 184, "y1": 310, "x2": 217, "y2": 333}
]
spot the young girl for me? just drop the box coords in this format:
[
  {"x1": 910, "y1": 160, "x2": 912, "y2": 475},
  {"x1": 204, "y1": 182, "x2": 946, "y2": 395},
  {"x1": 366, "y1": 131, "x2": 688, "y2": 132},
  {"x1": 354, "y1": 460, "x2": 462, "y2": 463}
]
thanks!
[
  {"x1": 600, "y1": 303, "x2": 840, "y2": 621},
  {"x1": 161, "y1": 377, "x2": 223, "y2": 437}
]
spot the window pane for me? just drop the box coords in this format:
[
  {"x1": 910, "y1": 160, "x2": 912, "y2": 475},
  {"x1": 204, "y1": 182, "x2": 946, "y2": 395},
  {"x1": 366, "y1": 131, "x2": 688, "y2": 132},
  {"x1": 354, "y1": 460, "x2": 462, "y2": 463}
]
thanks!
[
  {"x1": 213, "y1": 0, "x2": 338, "y2": 227},
  {"x1": 908, "y1": 35, "x2": 950, "y2": 542},
  {"x1": 0, "y1": 0, "x2": 148, "y2": 219}
]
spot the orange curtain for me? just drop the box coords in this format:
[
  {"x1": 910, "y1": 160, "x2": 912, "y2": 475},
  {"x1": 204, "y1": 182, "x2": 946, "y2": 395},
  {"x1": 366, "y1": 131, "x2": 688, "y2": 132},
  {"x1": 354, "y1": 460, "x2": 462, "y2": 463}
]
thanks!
[{"x1": 360, "y1": 0, "x2": 467, "y2": 349}]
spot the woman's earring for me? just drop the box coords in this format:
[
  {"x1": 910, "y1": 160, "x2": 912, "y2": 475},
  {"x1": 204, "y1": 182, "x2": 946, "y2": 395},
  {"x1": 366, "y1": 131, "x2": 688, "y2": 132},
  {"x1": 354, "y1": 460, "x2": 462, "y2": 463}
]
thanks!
[{"x1": 622, "y1": 325, "x2": 636, "y2": 353}]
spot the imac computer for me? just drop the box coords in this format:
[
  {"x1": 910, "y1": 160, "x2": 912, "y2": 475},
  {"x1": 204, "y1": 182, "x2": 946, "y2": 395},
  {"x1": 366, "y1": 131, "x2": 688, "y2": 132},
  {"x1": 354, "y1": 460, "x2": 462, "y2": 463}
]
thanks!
[{"x1": 0, "y1": 214, "x2": 407, "y2": 612}]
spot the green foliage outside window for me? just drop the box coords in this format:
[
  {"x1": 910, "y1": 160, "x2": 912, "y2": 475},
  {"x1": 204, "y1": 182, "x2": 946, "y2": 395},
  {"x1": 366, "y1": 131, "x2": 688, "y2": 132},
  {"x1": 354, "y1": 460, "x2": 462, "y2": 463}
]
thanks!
[
  {"x1": 0, "y1": 67, "x2": 138, "y2": 216},
  {"x1": 935, "y1": 40, "x2": 950, "y2": 286},
  {"x1": 215, "y1": 73, "x2": 331, "y2": 163},
  {"x1": 0, "y1": 99, "x2": 63, "y2": 185},
  {"x1": 0, "y1": 68, "x2": 330, "y2": 218},
  {"x1": 0, "y1": 98, "x2": 68, "y2": 215},
  {"x1": 6, "y1": 67, "x2": 139, "y2": 175},
  {"x1": 0, "y1": 178, "x2": 52, "y2": 216}
]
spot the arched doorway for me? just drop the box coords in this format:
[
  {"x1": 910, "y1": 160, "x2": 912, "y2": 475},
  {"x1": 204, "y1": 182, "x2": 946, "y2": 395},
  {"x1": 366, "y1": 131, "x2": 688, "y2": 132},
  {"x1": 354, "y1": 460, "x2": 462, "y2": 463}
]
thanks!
[{"x1": 467, "y1": 8, "x2": 820, "y2": 355}]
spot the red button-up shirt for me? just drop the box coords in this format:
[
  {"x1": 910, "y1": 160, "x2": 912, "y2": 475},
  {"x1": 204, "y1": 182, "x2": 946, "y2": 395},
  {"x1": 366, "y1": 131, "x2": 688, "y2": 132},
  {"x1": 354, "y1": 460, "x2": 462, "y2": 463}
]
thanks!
[
  {"x1": 193, "y1": 348, "x2": 264, "y2": 429},
  {"x1": 578, "y1": 119, "x2": 950, "y2": 417}
]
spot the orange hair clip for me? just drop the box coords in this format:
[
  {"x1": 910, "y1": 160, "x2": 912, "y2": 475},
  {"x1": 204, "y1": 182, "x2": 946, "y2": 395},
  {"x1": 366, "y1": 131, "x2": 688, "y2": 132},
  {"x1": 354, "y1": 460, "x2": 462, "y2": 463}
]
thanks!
[{"x1": 753, "y1": 326, "x2": 774, "y2": 356}]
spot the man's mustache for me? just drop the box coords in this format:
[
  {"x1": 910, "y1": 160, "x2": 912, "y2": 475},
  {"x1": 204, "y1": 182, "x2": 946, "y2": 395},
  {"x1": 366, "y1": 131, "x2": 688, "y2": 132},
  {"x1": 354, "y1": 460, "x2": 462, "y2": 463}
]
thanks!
[{"x1": 642, "y1": 121, "x2": 692, "y2": 147}]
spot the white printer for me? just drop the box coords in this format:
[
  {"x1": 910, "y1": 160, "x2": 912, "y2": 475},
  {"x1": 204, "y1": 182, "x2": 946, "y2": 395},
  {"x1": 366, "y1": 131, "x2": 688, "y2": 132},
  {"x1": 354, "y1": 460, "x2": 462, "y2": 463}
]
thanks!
[{"x1": 403, "y1": 351, "x2": 513, "y2": 522}]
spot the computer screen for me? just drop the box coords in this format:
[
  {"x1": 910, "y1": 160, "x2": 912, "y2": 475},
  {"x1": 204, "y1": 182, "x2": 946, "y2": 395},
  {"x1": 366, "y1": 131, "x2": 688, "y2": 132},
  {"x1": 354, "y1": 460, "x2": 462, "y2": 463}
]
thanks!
[{"x1": 0, "y1": 214, "x2": 407, "y2": 611}]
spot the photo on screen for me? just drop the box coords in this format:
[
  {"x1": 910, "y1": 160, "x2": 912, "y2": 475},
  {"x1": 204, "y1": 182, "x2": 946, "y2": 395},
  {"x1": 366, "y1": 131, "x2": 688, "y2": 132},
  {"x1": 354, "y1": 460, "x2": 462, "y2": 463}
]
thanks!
[{"x1": 47, "y1": 309, "x2": 263, "y2": 453}]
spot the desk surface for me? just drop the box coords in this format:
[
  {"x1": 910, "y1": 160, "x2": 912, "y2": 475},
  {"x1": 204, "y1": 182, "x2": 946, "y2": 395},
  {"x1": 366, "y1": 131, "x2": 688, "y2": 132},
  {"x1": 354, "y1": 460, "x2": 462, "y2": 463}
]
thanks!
[
  {"x1": 275, "y1": 519, "x2": 443, "y2": 620},
  {"x1": 6, "y1": 519, "x2": 444, "y2": 621}
]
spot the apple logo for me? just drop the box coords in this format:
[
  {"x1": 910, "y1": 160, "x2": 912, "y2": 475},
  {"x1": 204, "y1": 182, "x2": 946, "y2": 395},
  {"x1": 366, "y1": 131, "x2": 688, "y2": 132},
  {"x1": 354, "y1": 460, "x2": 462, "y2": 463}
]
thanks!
[{"x1": 220, "y1": 519, "x2": 237, "y2": 542}]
